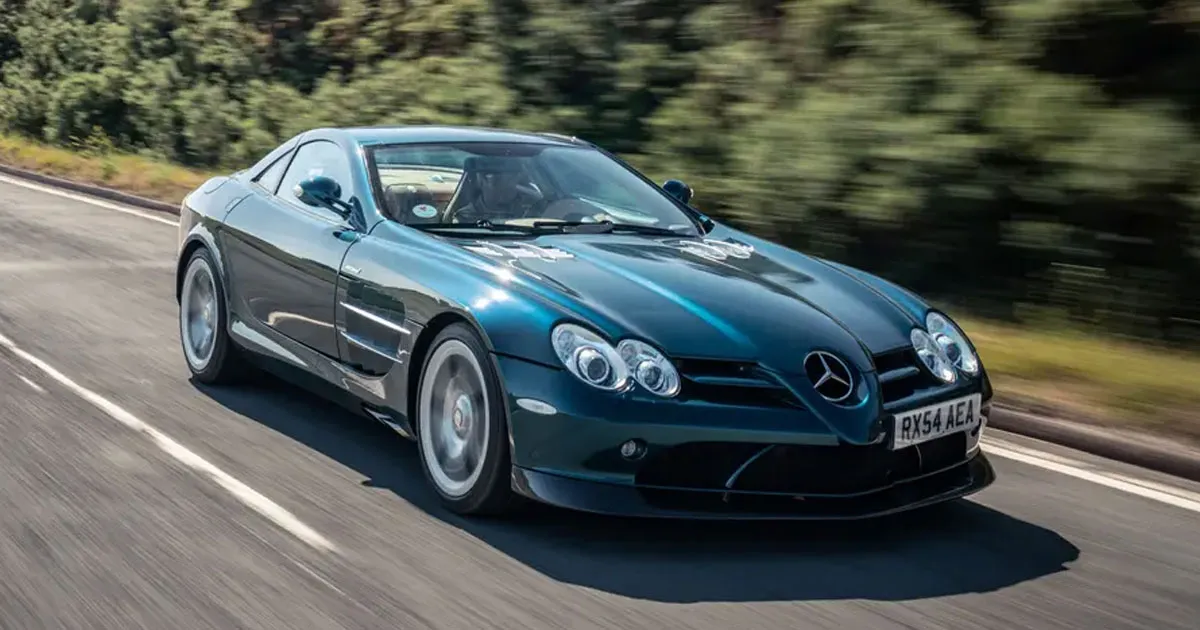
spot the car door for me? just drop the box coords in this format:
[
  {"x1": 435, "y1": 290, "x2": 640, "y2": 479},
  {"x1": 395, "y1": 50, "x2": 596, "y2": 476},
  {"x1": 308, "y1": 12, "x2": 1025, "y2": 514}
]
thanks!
[
  {"x1": 334, "y1": 229, "x2": 417, "y2": 379},
  {"x1": 221, "y1": 139, "x2": 358, "y2": 360},
  {"x1": 333, "y1": 144, "x2": 463, "y2": 378}
]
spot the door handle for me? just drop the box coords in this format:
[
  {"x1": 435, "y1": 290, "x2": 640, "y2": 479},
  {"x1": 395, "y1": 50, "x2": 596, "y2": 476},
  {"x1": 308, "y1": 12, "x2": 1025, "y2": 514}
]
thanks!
[{"x1": 333, "y1": 229, "x2": 360, "y2": 243}]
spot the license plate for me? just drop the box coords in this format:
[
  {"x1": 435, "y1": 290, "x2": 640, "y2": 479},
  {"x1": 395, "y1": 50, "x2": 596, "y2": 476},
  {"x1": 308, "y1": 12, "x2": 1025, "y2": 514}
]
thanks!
[{"x1": 891, "y1": 393, "x2": 982, "y2": 450}]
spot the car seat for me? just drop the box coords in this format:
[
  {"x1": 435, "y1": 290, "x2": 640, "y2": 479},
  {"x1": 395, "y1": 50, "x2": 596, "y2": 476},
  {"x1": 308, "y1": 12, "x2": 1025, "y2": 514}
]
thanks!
[{"x1": 383, "y1": 183, "x2": 440, "y2": 224}]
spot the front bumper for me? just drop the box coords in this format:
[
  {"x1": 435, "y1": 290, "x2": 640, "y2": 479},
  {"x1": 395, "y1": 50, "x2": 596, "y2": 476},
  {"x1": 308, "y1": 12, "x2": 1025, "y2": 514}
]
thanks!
[
  {"x1": 512, "y1": 449, "x2": 995, "y2": 520},
  {"x1": 495, "y1": 353, "x2": 995, "y2": 519}
]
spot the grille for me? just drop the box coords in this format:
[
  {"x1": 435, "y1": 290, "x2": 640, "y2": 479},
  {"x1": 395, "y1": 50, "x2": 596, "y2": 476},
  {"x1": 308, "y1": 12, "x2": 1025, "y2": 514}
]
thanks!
[
  {"x1": 736, "y1": 433, "x2": 967, "y2": 495},
  {"x1": 673, "y1": 358, "x2": 801, "y2": 408},
  {"x1": 873, "y1": 348, "x2": 941, "y2": 405},
  {"x1": 635, "y1": 432, "x2": 969, "y2": 496},
  {"x1": 637, "y1": 460, "x2": 977, "y2": 516}
]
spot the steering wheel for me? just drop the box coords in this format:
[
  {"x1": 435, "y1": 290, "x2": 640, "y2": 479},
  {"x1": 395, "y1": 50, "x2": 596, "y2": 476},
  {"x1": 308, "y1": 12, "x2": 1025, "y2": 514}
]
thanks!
[
  {"x1": 446, "y1": 180, "x2": 546, "y2": 224},
  {"x1": 538, "y1": 198, "x2": 606, "y2": 223}
]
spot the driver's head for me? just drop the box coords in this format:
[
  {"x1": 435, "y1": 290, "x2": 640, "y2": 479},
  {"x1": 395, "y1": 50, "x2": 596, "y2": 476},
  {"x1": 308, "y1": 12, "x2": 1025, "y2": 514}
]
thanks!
[
  {"x1": 471, "y1": 158, "x2": 525, "y2": 210},
  {"x1": 479, "y1": 171, "x2": 522, "y2": 207}
]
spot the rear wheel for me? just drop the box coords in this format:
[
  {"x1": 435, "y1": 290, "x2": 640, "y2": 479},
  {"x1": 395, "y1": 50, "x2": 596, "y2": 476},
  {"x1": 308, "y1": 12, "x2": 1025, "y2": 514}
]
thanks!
[
  {"x1": 179, "y1": 247, "x2": 248, "y2": 385},
  {"x1": 415, "y1": 323, "x2": 519, "y2": 516}
]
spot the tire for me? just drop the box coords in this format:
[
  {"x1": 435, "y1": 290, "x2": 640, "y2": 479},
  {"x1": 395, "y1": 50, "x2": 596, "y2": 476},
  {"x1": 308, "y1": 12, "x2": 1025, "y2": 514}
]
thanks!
[
  {"x1": 178, "y1": 247, "x2": 248, "y2": 385},
  {"x1": 415, "y1": 323, "x2": 519, "y2": 516}
]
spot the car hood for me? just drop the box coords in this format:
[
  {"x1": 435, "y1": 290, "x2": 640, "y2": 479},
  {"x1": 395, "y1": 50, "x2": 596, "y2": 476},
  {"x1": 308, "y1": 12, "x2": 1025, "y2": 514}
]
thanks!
[{"x1": 453, "y1": 227, "x2": 925, "y2": 375}]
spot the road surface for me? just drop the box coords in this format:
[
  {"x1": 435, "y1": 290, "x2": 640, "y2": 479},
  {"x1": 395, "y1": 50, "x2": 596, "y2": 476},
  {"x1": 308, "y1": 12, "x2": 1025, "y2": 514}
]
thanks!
[{"x1": 0, "y1": 175, "x2": 1198, "y2": 629}]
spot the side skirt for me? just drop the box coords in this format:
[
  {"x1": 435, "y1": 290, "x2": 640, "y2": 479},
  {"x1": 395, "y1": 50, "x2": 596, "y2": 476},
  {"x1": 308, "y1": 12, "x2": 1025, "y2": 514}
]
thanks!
[{"x1": 228, "y1": 315, "x2": 415, "y2": 441}]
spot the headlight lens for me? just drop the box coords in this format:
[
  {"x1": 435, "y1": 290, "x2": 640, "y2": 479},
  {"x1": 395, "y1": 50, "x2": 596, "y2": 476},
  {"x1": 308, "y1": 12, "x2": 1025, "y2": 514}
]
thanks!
[
  {"x1": 617, "y1": 339, "x2": 681, "y2": 397},
  {"x1": 911, "y1": 328, "x2": 957, "y2": 384},
  {"x1": 925, "y1": 312, "x2": 979, "y2": 375},
  {"x1": 551, "y1": 323, "x2": 629, "y2": 390}
]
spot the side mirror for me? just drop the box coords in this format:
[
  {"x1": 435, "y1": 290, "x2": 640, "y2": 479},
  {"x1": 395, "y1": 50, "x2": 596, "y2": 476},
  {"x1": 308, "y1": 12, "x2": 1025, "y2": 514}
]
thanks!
[
  {"x1": 294, "y1": 175, "x2": 344, "y2": 211},
  {"x1": 662, "y1": 179, "x2": 693, "y2": 205}
]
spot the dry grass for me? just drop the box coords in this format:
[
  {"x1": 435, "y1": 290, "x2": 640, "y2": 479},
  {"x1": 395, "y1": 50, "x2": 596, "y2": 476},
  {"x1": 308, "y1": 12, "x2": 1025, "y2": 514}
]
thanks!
[
  {"x1": 962, "y1": 317, "x2": 1200, "y2": 443},
  {"x1": 0, "y1": 134, "x2": 212, "y2": 204},
  {"x1": 2, "y1": 133, "x2": 1197, "y2": 442}
]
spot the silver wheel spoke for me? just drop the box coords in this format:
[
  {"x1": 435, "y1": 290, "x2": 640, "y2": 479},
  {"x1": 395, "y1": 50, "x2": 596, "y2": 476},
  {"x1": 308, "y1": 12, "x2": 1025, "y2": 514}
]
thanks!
[
  {"x1": 180, "y1": 258, "x2": 218, "y2": 371},
  {"x1": 462, "y1": 429, "x2": 482, "y2": 475},
  {"x1": 418, "y1": 339, "x2": 491, "y2": 499}
]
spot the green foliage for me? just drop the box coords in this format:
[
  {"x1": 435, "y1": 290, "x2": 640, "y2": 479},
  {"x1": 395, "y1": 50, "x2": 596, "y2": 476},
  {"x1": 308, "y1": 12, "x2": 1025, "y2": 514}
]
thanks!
[{"x1": 0, "y1": 0, "x2": 1197, "y2": 341}]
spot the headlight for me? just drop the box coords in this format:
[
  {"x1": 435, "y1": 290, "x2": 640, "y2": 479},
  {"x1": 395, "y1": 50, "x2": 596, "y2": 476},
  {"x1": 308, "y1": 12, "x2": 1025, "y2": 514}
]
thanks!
[
  {"x1": 925, "y1": 312, "x2": 979, "y2": 375},
  {"x1": 911, "y1": 328, "x2": 957, "y2": 384},
  {"x1": 617, "y1": 339, "x2": 681, "y2": 397},
  {"x1": 551, "y1": 323, "x2": 629, "y2": 391}
]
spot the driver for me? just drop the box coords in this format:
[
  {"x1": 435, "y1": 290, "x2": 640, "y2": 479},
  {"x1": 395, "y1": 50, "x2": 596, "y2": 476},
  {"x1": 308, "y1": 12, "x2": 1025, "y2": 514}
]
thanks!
[{"x1": 455, "y1": 159, "x2": 538, "y2": 222}]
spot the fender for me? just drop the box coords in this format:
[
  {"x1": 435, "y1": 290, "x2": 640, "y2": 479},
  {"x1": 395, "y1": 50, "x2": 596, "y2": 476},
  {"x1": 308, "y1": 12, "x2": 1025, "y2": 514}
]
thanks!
[
  {"x1": 174, "y1": 192, "x2": 251, "y2": 305},
  {"x1": 175, "y1": 225, "x2": 230, "y2": 304}
]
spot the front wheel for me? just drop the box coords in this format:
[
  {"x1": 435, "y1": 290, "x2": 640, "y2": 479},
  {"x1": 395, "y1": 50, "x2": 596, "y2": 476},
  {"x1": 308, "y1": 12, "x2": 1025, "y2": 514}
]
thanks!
[
  {"x1": 179, "y1": 247, "x2": 248, "y2": 385},
  {"x1": 415, "y1": 323, "x2": 519, "y2": 516}
]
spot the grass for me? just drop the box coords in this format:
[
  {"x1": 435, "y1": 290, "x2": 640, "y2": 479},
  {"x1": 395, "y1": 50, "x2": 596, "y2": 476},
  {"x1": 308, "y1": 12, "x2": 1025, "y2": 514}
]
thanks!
[
  {"x1": 0, "y1": 133, "x2": 213, "y2": 204},
  {"x1": 962, "y1": 318, "x2": 1200, "y2": 444},
  {"x1": 2, "y1": 133, "x2": 1198, "y2": 444}
]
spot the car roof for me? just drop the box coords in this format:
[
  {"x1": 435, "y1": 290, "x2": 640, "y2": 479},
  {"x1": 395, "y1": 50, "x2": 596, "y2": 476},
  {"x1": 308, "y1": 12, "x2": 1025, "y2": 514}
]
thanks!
[{"x1": 318, "y1": 125, "x2": 590, "y2": 148}]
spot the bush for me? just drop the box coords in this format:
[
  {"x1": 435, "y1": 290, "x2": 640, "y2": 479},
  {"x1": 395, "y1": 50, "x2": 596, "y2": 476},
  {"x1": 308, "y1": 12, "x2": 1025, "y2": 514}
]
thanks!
[{"x1": 0, "y1": 0, "x2": 1196, "y2": 343}]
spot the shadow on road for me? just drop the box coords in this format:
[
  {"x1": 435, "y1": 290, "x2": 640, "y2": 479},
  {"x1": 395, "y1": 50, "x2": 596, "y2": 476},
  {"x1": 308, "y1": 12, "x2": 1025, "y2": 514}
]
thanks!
[{"x1": 196, "y1": 374, "x2": 1080, "y2": 604}]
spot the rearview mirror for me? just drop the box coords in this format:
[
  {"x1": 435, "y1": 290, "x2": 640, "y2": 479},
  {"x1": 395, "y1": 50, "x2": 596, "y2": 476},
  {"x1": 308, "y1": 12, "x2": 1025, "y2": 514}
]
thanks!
[
  {"x1": 294, "y1": 175, "x2": 344, "y2": 210},
  {"x1": 662, "y1": 179, "x2": 693, "y2": 205}
]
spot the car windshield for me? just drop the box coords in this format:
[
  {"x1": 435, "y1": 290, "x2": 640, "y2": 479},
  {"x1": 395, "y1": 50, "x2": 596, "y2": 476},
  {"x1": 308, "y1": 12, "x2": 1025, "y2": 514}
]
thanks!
[{"x1": 368, "y1": 141, "x2": 699, "y2": 235}]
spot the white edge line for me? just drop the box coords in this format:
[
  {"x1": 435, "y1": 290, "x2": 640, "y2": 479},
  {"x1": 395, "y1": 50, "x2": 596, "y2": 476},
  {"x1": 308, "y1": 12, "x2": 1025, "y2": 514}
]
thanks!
[
  {"x1": 983, "y1": 438, "x2": 1200, "y2": 514},
  {"x1": 17, "y1": 374, "x2": 45, "y2": 393},
  {"x1": 0, "y1": 331, "x2": 337, "y2": 552},
  {"x1": 0, "y1": 173, "x2": 180, "y2": 226},
  {"x1": 987, "y1": 436, "x2": 1200, "y2": 504}
]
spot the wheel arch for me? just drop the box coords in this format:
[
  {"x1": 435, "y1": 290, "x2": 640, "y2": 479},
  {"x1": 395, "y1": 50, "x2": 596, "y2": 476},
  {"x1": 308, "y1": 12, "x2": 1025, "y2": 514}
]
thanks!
[
  {"x1": 405, "y1": 310, "x2": 512, "y2": 439},
  {"x1": 175, "y1": 238, "x2": 205, "y2": 303},
  {"x1": 175, "y1": 231, "x2": 231, "y2": 305}
]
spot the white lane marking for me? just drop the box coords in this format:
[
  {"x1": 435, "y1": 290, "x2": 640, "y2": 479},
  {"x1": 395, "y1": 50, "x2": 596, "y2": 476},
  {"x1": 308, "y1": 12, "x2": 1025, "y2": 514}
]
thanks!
[
  {"x1": 0, "y1": 259, "x2": 176, "y2": 273},
  {"x1": 983, "y1": 437, "x2": 1200, "y2": 514},
  {"x1": 18, "y1": 374, "x2": 44, "y2": 393},
  {"x1": 0, "y1": 331, "x2": 337, "y2": 552},
  {"x1": 0, "y1": 174, "x2": 179, "y2": 226}
]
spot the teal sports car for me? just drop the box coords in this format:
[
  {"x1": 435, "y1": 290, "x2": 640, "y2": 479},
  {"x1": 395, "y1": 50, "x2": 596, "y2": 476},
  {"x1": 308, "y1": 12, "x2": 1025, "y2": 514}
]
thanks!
[{"x1": 175, "y1": 125, "x2": 996, "y2": 519}]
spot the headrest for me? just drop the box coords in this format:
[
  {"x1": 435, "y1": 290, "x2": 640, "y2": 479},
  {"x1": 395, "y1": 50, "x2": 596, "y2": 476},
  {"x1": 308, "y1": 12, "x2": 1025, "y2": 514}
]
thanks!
[{"x1": 384, "y1": 184, "x2": 438, "y2": 223}]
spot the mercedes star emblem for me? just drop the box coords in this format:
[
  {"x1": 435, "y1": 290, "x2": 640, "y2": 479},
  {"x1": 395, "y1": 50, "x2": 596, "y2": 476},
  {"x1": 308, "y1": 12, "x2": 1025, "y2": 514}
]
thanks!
[{"x1": 803, "y1": 350, "x2": 855, "y2": 402}]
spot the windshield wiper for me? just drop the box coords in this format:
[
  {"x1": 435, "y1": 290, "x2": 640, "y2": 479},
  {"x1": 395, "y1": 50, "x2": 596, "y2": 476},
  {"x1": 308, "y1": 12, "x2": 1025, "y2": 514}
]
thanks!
[
  {"x1": 413, "y1": 220, "x2": 536, "y2": 235},
  {"x1": 416, "y1": 219, "x2": 690, "y2": 237},
  {"x1": 529, "y1": 220, "x2": 687, "y2": 236},
  {"x1": 606, "y1": 222, "x2": 691, "y2": 236},
  {"x1": 529, "y1": 220, "x2": 613, "y2": 234}
]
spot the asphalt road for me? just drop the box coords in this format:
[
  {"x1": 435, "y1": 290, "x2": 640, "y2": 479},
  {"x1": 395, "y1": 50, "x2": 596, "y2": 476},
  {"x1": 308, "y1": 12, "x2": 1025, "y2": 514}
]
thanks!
[{"x1": 1, "y1": 176, "x2": 1199, "y2": 630}]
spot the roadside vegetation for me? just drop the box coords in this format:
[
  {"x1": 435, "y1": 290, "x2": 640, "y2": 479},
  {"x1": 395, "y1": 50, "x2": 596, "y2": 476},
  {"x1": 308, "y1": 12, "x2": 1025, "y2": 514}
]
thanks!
[
  {"x1": 3, "y1": 133, "x2": 1197, "y2": 443},
  {"x1": 0, "y1": 133, "x2": 208, "y2": 202},
  {"x1": 0, "y1": 0, "x2": 1197, "y2": 442},
  {"x1": 963, "y1": 318, "x2": 1200, "y2": 444}
]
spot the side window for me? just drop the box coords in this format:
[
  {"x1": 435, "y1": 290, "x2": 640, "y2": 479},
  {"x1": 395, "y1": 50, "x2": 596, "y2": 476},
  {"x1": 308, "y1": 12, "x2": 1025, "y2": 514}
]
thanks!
[
  {"x1": 276, "y1": 140, "x2": 354, "y2": 210},
  {"x1": 253, "y1": 152, "x2": 291, "y2": 194}
]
